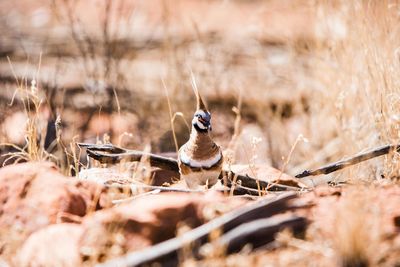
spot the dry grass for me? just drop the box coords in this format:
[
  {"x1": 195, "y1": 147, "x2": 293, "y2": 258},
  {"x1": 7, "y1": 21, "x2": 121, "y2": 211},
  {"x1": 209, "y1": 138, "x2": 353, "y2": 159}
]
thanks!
[
  {"x1": 1, "y1": 0, "x2": 400, "y2": 266},
  {"x1": 1, "y1": 56, "x2": 56, "y2": 165},
  {"x1": 308, "y1": 0, "x2": 400, "y2": 182}
]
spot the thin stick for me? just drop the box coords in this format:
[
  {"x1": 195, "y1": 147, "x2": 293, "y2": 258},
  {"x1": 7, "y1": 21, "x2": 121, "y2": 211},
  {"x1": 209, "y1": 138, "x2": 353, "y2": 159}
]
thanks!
[
  {"x1": 189, "y1": 68, "x2": 199, "y2": 99},
  {"x1": 105, "y1": 182, "x2": 289, "y2": 197},
  {"x1": 87, "y1": 149, "x2": 179, "y2": 172},
  {"x1": 130, "y1": 184, "x2": 205, "y2": 193},
  {"x1": 78, "y1": 142, "x2": 180, "y2": 171},
  {"x1": 223, "y1": 171, "x2": 303, "y2": 192},
  {"x1": 295, "y1": 144, "x2": 399, "y2": 178},
  {"x1": 213, "y1": 215, "x2": 307, "y2": 254},
  {"x1": 97, "y1": 193, "x2": 299, "y2": 267}
]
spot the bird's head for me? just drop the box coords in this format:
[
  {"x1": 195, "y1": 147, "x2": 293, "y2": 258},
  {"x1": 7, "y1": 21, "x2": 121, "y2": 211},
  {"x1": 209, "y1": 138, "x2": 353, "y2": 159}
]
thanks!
[
  {"x1": 192, "y1": 109, "x2": 212, "y2": 132},
  {"x1": 192, "y1": 88, "x2": 212, "y2": 132}
]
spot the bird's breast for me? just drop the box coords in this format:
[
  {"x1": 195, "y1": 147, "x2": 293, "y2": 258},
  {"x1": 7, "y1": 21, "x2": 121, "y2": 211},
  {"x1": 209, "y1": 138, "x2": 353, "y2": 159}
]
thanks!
[{"x1": 179, "y1": 145, "x2": 222, "y2": 168}]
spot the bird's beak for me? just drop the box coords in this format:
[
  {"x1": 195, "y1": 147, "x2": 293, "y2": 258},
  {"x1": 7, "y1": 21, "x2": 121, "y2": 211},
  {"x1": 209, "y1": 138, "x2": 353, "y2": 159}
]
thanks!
[{"x1": 198, "y1": 116, "x2": 211, "y2": 131}]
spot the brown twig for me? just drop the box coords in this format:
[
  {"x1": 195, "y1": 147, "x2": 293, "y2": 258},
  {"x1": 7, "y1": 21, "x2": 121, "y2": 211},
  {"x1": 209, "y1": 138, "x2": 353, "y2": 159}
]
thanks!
[
  {"x1": 105, "y1": 182, "x2": 288, "y2": 197},
  {"x1": 295, "y1": 144, "x2": 400, "y2": 178},
  {"x1": 78, "y1": 143, "x2": 180, "y2": 172},
  {"x1": 97, "y1": 193, "x2": 303, "y2": 267},
  {"x1": 222, "y1": 170, "x2": 303, "y2": 192},
  {"x1": 213, "y1": 215, "x2": 307, "y2": 254}
]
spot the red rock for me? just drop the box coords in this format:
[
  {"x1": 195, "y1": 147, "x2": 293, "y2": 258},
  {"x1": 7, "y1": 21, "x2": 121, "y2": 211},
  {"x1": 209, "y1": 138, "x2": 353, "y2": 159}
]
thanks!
[
  {"x1": 1, "y1": 111, "x2": 27, "y2": 144},
  {"x1": 0, "y1": 162, "x2": 109, "y2": 236},
  {"x1": 17, "y1": 223, "x2": 83, "y2": 267},
  {"x1": 302, "y1": 184, "x2": 400, "y2": 265},
  {"x1": 80, "y1": 192, "x2": 221, "y2": 252},
  {"x1": 15, "y1": 192, "x2": 246, "y2": 265},
  {"x1": 87, "y1": 113, "x2": 112, "y2": 137}
]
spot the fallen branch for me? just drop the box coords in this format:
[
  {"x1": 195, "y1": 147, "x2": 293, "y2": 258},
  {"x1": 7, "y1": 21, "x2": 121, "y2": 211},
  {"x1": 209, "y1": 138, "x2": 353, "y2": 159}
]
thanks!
[
  {"x1": 222, "y1": 172, "x2": 303, "y2": 192},
  {"x1": 78, "y1": 143, "x2": 126, "y2": 153},
  {"x1": 97, "y1": 193, "x2": 303, "y2": 267},
  {"x1": 79, "y1": 143, "x2": 303, "y2": 192},
  {"x1": 212, "y1": 215, "x2": 307, "y2": 254},
  {"x1": 105, "y1": 182, "x2": 289, "y2": 197},
  {"x1": 78, "y1": 143, "x2": 180, "y2": 172},
  {"x1": 295, "y1": 144, "x2": 400, "y2": 178}
]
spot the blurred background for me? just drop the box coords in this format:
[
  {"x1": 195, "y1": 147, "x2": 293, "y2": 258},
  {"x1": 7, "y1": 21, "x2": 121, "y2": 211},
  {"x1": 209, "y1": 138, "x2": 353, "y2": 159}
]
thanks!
[{"x1": 1, "y1": 0, "x2": 399, "y2": 183}]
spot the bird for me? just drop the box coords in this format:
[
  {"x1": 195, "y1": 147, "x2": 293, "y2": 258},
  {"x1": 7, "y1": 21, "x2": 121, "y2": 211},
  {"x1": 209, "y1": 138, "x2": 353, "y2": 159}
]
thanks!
[{"x1": 178, "y1": 89, "x2": 223, "y2": 189}]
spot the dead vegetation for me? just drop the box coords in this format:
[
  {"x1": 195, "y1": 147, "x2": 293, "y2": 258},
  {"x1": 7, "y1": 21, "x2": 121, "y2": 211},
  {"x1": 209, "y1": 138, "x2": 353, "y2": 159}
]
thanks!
[{"x1": 0, "y1": 0, "x2": 400, "y2": 266}]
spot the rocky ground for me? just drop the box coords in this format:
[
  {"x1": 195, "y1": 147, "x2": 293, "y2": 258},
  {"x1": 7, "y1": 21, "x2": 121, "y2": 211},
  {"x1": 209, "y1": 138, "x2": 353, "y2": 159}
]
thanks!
[
  {"x1": 0, "y1": 162, "x2": 399, "y2": 266},
  {"x1": 1, "y1": 0, "x2": 400, "y2": 266}
]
